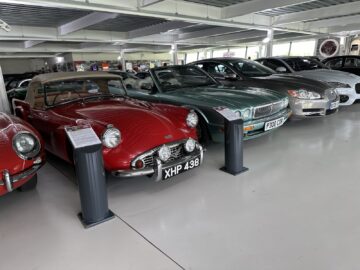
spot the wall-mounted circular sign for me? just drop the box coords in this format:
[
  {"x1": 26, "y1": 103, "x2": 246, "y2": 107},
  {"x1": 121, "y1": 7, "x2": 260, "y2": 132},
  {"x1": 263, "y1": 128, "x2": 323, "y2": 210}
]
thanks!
[{"x1": 319, "y1": 39, "x2": 339, "y2": 58}]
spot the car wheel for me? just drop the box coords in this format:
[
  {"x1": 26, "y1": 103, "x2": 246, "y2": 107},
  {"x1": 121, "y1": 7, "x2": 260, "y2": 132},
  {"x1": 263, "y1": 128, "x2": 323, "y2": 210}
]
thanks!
[
  {"x1": 197, "y1": 117, "x2": 211, "y2": 146},
  {"x1": 17, "y1": 174, "x2": 37, "y2": 192}
]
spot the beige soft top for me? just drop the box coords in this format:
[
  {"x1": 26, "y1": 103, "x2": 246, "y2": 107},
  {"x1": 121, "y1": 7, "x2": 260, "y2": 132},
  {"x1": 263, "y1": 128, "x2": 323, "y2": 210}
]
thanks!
[
  {"x1": 31, "y1": 71, "x2": 121, "y2": 84},
  {"x1": 26, "y1": 72, "x2": 123, "y2": 108}
]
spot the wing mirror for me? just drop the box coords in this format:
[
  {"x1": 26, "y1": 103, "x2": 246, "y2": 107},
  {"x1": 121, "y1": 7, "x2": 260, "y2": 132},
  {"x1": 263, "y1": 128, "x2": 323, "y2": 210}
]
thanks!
[
  {"x1": 275, "y1": 67, "x2": 287, "y2": 73},
  {"x1": 224, "y1": 73, "x2": 238, "y2": 80}
]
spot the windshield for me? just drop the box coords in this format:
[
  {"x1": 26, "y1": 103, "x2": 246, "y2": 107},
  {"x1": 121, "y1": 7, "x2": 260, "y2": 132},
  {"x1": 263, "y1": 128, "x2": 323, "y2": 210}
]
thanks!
[
  {"x1": 230, "y1": 59, "x2": 274, "y2": 77},
  {"x1": 42, "y1": 78, "x2": 126, "y2": 106},
  {"x1": 153, "y1": 66, "x2": 217, "y2": 91},
  {"x1": 283, "y1": 58, "x2": 328, "y2": 71}
]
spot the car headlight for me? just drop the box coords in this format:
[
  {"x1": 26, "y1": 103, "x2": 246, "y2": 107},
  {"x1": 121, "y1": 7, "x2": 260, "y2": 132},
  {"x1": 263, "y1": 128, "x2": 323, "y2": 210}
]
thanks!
[
  {"x1": 287, "y1": 89, "x2": 321, "y2": 100},
  {"x1": 184, "y1": 138, "x2": 196, "y2": 153},
  {"x1": 327, "y1": 82, "x2": 351, "y2": 88},
  {"x1": 186, "y1": 111, "x2": 198, "y2": 128},
  {"x1": 158, "y1": 145, "x2": 171, "y2": 162},
  {"x1": 241, "y1": 108, "x2": 252, "y2": 120},
  {"x1": 234, "y1": 111, "x2": 241, "y2": 119},
  {"x1": 282, "y1": 98, "x2": 289, "y2": 108},
  {"x1": 12, "y1": 131, "x2": 40, "y2": 160},
  {"x1": 102, "y1": 127, "x2": 121, "y2": 148}
]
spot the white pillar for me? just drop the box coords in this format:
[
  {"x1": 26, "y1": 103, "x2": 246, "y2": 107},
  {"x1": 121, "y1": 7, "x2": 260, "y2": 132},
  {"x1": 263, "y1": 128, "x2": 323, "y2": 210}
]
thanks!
[
  {"x1": 265, "y1": 29, "x2": 274, "y2": 57},
  {"x1": 171, "y1": 43, "x2": 178, "y2": 65},
  {"x1": 0, "y1": 66, "x2": 10, "y2": 114},
  {"x1": 121, "y1": 51, "x2": 126, "y2": 71}
]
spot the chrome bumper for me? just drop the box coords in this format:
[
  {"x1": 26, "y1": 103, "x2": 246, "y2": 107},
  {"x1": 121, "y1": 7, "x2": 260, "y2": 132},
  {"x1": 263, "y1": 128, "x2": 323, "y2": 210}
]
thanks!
[
  {"x1": 112, "y1": 145, "x2": 204, "y2": 181},
  {"x1": 1, "y1": 164, "x2": 41, "y2": 192},
  {"x1": 289, "y1": 95, "x2": 340, "y2": 117}
]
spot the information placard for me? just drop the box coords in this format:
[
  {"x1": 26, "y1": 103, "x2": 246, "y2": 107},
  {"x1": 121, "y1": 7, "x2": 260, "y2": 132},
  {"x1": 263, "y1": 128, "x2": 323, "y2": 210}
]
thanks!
[
  {"x1": 213, "y1": 106, "x2": 241, "y2": 121},
  {"x1": 65, "y1": 126, "x2": 101, "y2": 149}
]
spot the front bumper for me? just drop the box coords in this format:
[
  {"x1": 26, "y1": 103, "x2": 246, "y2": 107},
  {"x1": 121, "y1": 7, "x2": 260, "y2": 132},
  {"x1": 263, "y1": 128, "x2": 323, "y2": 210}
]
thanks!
[
  {"x1": 209, "y1": 108, "x2": 291, "y2": 142},
  {"x1": 289, "y1": 95, "x2": 340, "y2": 118},
  {"x1": 112, "y1": 144, "x2": 204, "y2": 181},
  {"x1": 336, "y1": 87, "x2": 360, "y2": 106},
  {"x1": 1, "y1": 164, "x2": 41, "y2": 193}
]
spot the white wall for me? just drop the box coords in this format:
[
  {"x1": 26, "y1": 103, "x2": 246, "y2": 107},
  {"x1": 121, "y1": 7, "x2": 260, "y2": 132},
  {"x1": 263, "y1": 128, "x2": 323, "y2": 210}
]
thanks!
[{"x1": 0, "y1": 58, "x2": 46, "y2": 74}]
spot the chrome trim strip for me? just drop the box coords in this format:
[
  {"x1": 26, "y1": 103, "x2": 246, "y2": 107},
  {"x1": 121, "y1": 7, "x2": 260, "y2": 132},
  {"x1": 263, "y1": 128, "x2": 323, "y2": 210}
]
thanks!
[
  {"x1": 0, "y1": 165, "x2": 41, "y2": 192},
  {"x1": 154, "y1": 158, "x2": 162, "y2": 182}
]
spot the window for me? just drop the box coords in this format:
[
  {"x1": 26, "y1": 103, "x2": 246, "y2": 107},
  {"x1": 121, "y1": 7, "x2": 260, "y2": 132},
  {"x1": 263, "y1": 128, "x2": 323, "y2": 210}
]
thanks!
[
  {"x1": 344, "y1": 57, "x2": 360, "y2": 67},
  {"x1": 213, "y1": 49, "x2": 228, "y2": 58},
  {"x1": 185, "y1": 52, "x2": 198, "y2": 64},
  {"x1": 290, "y1": 40, "x2": 316, "y2": 56},
  {"x1": 262, "y1": 59, "x2": 289, "y2": 73},
  {"x1": 283, "y1": 58, "x2": 326, "y2": 72},
  {"x1": 246, "y1": 46, "x2": 260, "y2": 60},
  {"x1": 272, "y1": 43, "x2": 290, "y2": 57},
  {"x1": 229, "y1": 48, "x2": 246, "y2": 58},
  {"x1": 230, "y1": 59, "x2": 274, "y2": 77},
  {"x1": 205, "y1": 63, "x2": 235, "y2": 78},
  {"x1": 324, "y1": 58, "x2": 343, "y2": 68}
]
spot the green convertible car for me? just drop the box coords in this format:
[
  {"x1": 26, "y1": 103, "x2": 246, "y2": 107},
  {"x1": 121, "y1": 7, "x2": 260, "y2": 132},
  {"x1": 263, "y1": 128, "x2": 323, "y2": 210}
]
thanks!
[{"x1": 126, "y1": 66, "x2": 290, "y2": 143}]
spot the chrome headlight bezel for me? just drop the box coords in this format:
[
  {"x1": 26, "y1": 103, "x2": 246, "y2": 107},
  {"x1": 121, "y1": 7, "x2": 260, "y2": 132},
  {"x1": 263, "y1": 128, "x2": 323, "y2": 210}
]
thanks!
[
  {"x1": 241, "y1": 108, "x2": 252, "y2": 120},
  {"x1": 12, "y1": 131, "x2": 41, "y2": 160},
  {"x1": 186, "y1": 110, "x2": 199, "y2": 128},
  {"x1": 102, "y1": 127, "x2": 121, "y2": 148}
]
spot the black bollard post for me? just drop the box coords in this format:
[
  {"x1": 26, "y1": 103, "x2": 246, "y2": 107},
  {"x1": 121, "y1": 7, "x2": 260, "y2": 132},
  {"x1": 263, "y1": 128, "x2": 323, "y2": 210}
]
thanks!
[
  {"x1": 66, "y1": 126, "x2": 114, "y2": 228},
  {"x1": 220, "y1": 118, "x2": 248, "y2": 175}
]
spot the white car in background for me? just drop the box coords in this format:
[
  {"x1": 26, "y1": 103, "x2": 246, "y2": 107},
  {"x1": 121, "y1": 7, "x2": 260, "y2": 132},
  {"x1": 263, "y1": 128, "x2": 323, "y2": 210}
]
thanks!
[{"x1": 256, "y1": 56, "x2": 360, "y2": 106}]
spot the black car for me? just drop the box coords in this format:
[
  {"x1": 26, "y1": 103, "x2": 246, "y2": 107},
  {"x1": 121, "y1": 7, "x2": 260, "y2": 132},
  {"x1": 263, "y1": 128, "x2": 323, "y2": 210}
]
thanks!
[
  {"x1": 322, "y1": 55, "x2": 360, "y2": 76},
  {"x1": 5, "y1": 72, "x2": 38, "y2": 91},
  {"x1": 189, "y1": 57, "x2": 339, "y2": 118}
]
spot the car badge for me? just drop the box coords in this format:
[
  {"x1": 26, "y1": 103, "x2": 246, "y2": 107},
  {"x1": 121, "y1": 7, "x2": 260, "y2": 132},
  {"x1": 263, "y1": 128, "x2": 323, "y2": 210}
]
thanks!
[{"x1": 164, "y1": 134, "x2": 173, "y2": 139}]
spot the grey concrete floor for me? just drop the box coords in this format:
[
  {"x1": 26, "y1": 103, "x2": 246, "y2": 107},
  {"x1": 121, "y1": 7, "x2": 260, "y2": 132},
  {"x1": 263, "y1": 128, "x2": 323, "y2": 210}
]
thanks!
[{"x1": 1, "y1": 104, "x2": 360, "y2": 270}]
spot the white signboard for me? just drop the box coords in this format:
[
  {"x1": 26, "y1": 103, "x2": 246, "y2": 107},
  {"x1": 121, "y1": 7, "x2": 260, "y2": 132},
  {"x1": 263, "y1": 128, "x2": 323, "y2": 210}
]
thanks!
[
  {"x1": 65, "y1": 126, "x2": 101, "y2": 149},
  {"x1": 213, "y1": 107, "x2": 241, "y2": 121}
]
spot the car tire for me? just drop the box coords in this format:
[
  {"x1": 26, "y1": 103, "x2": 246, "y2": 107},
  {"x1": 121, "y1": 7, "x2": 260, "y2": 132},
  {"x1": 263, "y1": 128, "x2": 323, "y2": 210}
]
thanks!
[{"x1": 17, "y1": 174, "x2": 37, "y2": 192}]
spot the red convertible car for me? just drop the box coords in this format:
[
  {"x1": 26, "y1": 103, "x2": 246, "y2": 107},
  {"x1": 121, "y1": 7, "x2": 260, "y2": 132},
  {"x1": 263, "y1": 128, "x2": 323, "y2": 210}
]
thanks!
[
  {"x1": 0, "y1": 112, "x2": 45, "y2": 196},
  {"x1": 13, "y1": 72, "x2": 203, "y2": 181}
]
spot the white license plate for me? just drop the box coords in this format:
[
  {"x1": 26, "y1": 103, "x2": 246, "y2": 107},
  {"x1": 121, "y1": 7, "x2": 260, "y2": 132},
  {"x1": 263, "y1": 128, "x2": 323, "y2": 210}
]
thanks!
[
  {"x1": 264, "y1": 117, "x2": 285, "y2": 131},
  {"x1": 162, "y1": 157, "x2": 200, "y2": 180},
  {"x1": 330, "y1": 101, "x2": 339, "y2": 110}
]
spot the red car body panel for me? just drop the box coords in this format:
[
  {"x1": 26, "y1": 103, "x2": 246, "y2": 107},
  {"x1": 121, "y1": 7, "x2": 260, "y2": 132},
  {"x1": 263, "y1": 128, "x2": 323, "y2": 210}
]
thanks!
[
  {"x1": 0, "y1": 113, "x2": 45, "y2": 196},
  {"x1": 18, "y1": 98, "x2": 197, "y2": 172}
]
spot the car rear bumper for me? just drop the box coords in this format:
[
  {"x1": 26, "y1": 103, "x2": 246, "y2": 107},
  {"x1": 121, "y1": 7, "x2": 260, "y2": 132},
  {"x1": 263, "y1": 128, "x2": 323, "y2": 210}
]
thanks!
[
  {"x1": 111, "y1": 144, "x2": 203, "y2": 181},
  {"x1": 289, "y1": 95, "x2": 340, "y2": 117},
  {"x1": 0, "y1": 162, "x2": 42, "y2": 194}
]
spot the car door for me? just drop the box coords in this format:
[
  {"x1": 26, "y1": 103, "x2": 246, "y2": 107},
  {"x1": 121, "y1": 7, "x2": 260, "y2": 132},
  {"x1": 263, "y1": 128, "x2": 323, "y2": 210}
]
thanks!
[{"x1": 342, "y1": 57, "x2": 360, "y2": 76}]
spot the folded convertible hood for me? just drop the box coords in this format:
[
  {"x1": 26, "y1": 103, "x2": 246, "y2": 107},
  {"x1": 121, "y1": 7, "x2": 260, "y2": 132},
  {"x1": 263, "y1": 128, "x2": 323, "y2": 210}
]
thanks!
[{"x1": 164, "y1": 86, "x2": 285, "y2": 110}]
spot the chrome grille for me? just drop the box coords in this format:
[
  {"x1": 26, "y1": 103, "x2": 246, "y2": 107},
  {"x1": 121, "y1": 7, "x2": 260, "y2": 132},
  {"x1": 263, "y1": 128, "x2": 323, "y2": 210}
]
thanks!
[
  {"x1": 253, "y1": 101, "x2": 283, "y2": 119},
  {"x1": 133, "y1": 142, "x2": 186, "y2": 169}
]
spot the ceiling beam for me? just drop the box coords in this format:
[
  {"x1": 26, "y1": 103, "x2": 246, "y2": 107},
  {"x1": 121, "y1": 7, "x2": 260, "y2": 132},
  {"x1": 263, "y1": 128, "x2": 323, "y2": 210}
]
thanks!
[
  {"x1": 128, "y1": 21, "x2": 194, "y2": 39},
  {"x1": 208, "y1": 30, "x2": 266, "y2": 43},
  {"x1": 177, "y1": 27, "x2": 244, "y2": 41},
  {"x1": 24, "y1": 40, "x2": 45, "y2": 48},
  {"x1": 302, "y1": 14, "x2": 360, "y2": 30},
  {"x1": 58, "y1": 11, "x2": 118, "y2": 35},
  {"x1": 139, "y1": 0, "x2": 165, "y2": 7},
  {"x1": 221, "y1": 0, "x2": 310, "y2": 19},
  {"x1": 273, "y1": 1, "x2": 360, "y2": 25}
]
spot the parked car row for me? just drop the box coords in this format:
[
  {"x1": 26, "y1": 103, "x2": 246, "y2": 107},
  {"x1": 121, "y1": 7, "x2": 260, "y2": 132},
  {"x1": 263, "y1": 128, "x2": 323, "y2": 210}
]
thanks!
[{"x1": 2, "y1": 55, "x2": 359, "y2": 197}]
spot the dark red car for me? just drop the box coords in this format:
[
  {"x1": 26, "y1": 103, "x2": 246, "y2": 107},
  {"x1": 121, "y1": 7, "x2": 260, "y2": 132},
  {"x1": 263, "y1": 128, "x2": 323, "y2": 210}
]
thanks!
[
  {"x1": 14, "y1": 72, "x2": 203, "y2": 181},
  {"x1": 0, "y1": 112, "x2": 45, "y2": 196}
]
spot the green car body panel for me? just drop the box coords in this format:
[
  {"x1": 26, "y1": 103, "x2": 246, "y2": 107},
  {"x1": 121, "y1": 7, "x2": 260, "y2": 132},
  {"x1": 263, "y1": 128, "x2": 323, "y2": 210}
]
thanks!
[{"x1": 125, "y1": 66, "x2": 291, "y2": 142}]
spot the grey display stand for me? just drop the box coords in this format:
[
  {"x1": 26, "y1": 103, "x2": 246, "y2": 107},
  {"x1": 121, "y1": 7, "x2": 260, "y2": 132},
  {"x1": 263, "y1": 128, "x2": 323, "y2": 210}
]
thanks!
[
  {"x1": 220, "y1": 118, "x2": 248, "y2": 175},
  {"x1": 65, "y1": 126, "x2": 114, "y2": 228}
]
